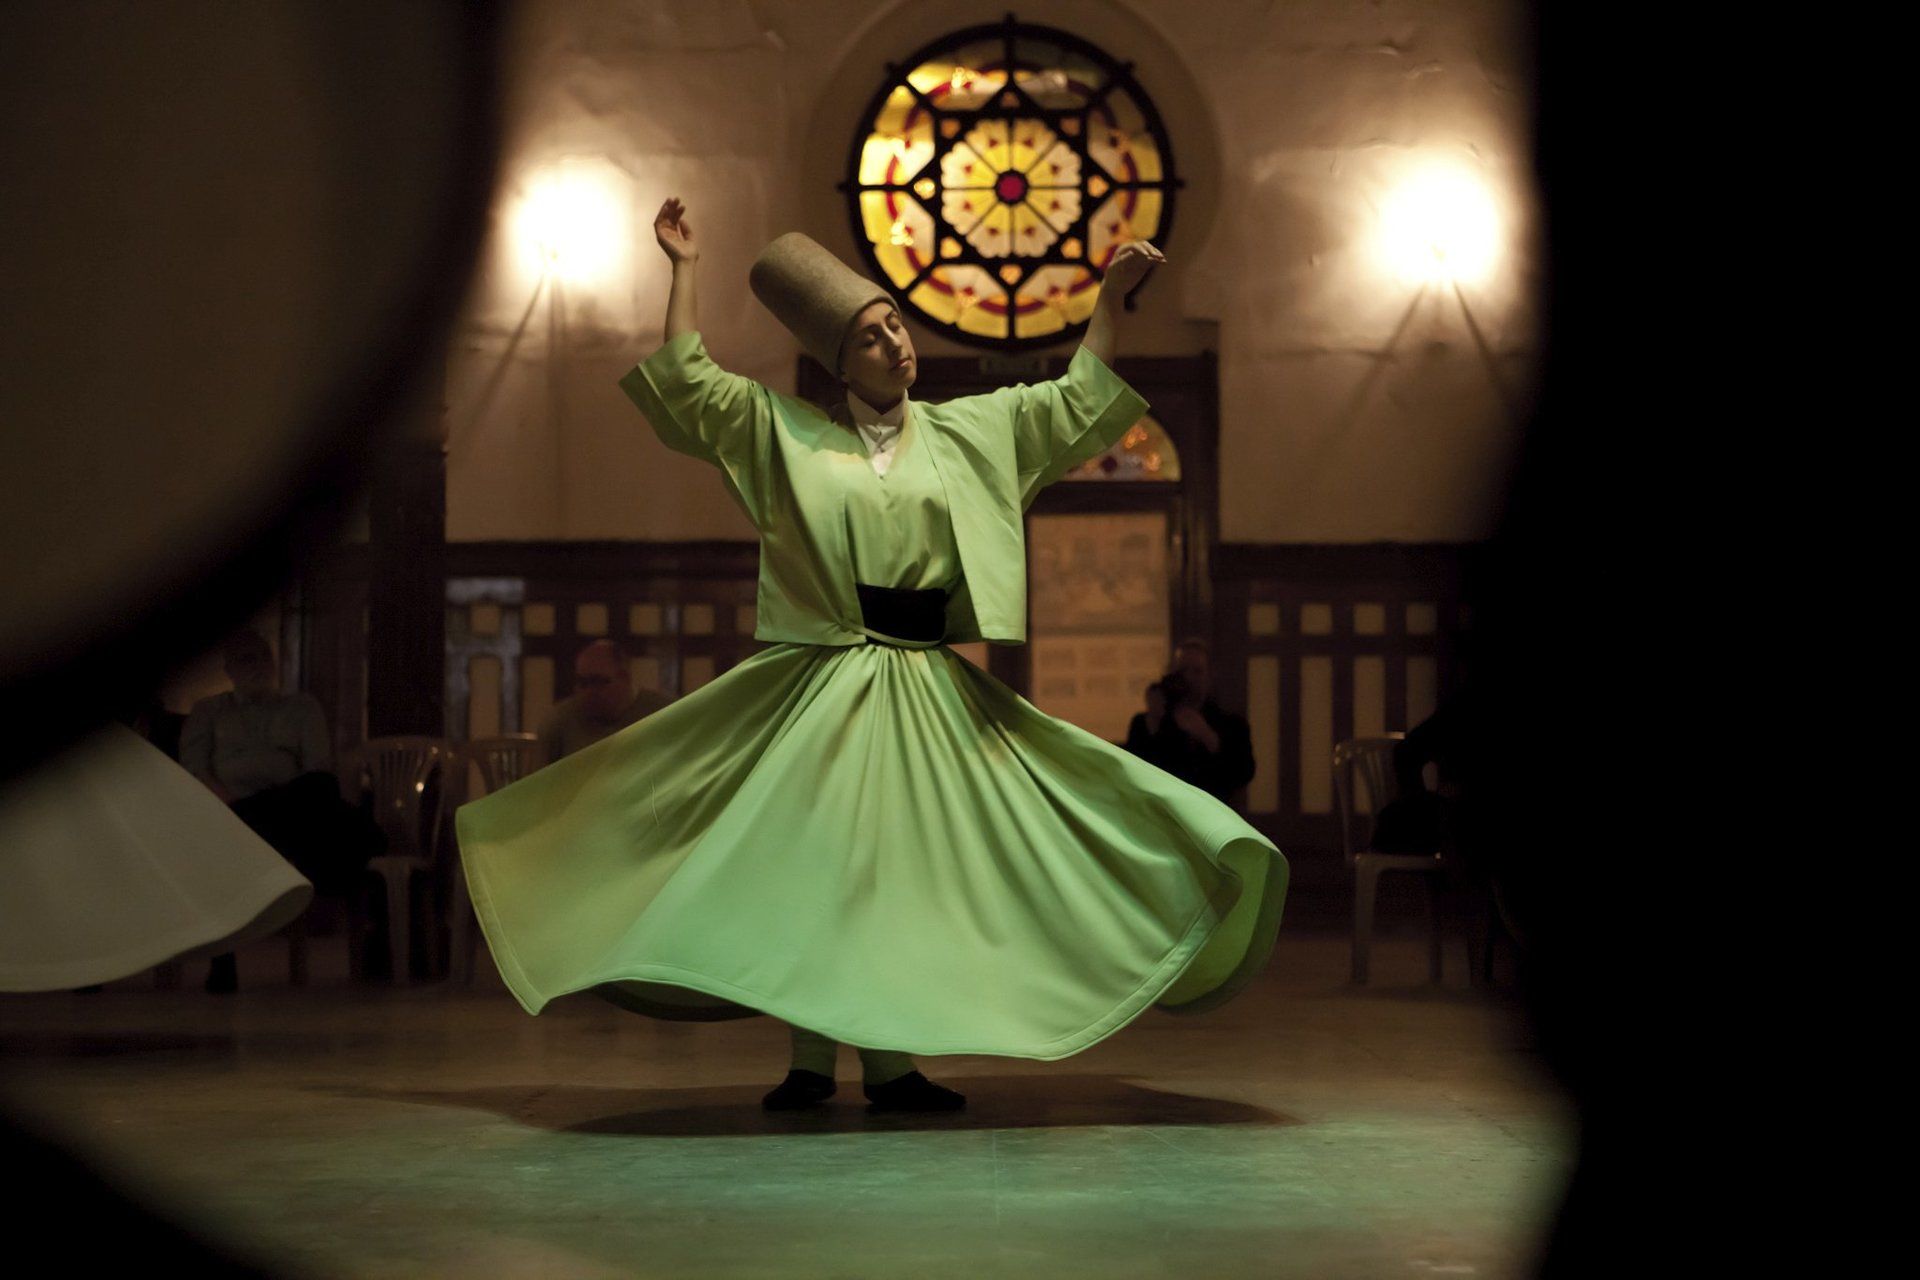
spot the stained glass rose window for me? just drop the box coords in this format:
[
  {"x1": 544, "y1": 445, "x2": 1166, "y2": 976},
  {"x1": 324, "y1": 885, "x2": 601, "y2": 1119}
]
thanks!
[{"x1": 840, "y1": 16, "x2": 1180, "y2": 349}]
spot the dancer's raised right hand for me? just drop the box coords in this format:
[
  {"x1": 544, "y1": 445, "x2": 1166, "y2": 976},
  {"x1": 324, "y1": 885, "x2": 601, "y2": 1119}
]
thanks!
[{"x1": 655, "y1": 197, "x2": 698, "y2": 264}]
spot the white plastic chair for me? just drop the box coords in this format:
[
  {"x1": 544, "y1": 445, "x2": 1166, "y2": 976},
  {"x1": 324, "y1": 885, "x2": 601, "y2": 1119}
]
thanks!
[
  {"x1": 342, "y1": 736, "x2": 451, "y2": 983},
  {"x1": 1333, "y1": 734, "x2": 1450, "y2": 985},
  {"x1": 448, "y1": 734, "x2": 544, "y2": 984}
]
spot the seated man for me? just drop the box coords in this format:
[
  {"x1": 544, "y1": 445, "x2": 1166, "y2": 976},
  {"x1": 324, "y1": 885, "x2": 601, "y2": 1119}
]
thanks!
[
  {"x1": 1124, "y1": 638, "x2": 1256, "y2": 805},
  {"x1": 1372, "y1": 696, "x2": 1463, "y2": 857},
  {"x1": 181, "y1": 629, "x2": 383, "y2": 989},
  {"x1": 538, "y1": 639, "x2": 672, "y2": 763}
]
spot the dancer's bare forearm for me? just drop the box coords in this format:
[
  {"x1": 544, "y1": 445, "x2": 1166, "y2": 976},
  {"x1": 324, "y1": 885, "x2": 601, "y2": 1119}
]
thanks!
[
  {"x1": 1081, "y1": 289, "x2": 1121, "y2": 367},
  {"x1": 665, "y1": 258, "x2": 698, "y2": 339}
]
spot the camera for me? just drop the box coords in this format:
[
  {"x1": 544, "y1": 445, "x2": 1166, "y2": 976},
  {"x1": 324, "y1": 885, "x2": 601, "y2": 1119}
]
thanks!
[{"x1": 1156, "y1": 671, "x2": 1190, "y2": 706}]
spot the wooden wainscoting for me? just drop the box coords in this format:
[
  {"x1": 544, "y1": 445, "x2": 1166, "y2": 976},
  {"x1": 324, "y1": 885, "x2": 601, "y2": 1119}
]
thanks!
[
  {"x1": 299, "y1": 539, "x2": 1476, "y2": 896},
  {"x1": 1213, "y1": 544, "x2": 1476, "y2": 891},
  {"x1": 441, "y1": 541, "x2": 761, "y2": 742}
]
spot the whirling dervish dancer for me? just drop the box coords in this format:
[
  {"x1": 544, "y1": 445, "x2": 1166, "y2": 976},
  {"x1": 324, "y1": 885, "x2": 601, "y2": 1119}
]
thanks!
[{"x1": 456, "y1": 197, "x2": 1287, "y2": 1111}]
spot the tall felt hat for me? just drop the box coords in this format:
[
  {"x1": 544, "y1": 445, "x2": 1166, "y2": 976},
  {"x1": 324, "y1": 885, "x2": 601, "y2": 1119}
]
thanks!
[{"x1": 749, "y1": 231, "x2": 897, "y2": 374}]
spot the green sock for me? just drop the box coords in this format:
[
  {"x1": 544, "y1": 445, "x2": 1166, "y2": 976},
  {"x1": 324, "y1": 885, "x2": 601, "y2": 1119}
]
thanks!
[
  {"x1": 787, "y1": 1024, "x2": 839, "y2": 1077},
  {"x1": 857, "y1": 1047, "x2": 916, "y2": 1087}
]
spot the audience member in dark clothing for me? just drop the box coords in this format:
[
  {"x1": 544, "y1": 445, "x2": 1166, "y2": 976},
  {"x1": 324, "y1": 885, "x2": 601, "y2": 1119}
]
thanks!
[
  {"x1": 1373, "y1": 690, "x2": 1514, "y2": 977},
  {"x1": 181, "y1": 630, "x2": 383, "y2": 990},
  {"x1": 1371, "y1": 696, "x2": 1463, "y2": 856},
  {"x1": 538, "y1": 638, "x2": 672, "y2": 763},
  {"x1": 1123, "y1": 638, "x2": 1256, "y2": 804}
]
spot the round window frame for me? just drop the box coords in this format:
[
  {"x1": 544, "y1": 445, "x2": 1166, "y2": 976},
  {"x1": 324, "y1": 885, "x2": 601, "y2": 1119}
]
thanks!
[{"x1": 837, "y1": 15, "x2": 1181, "y2": 353}]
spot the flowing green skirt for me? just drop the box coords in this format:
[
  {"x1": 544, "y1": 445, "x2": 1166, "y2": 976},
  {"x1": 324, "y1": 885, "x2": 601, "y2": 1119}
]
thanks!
[{"x1": 455, "y1": 642, "x2": 1287, "y2": 1060}]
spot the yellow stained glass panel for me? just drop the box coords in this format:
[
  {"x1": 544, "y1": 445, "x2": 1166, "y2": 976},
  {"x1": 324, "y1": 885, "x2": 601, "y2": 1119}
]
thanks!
[
  {"x1": 909, "y1": 264, "x2": 1007, "y2": 339},
  {"x1": 857, "y1": 86, "x2": 934, "y2": 187},
  {"x1": 1088, "y1": 190, "x2": 1165, "y2": 269},
  {"x1": 1014, "y1": 265, "x2": 1099, "y2": 340},
  {"x1": 1011, "y1": 41, "x2": 1110, "y2": 109},
  {"x1": 859, "y1": 191, "x2": 934, "y2": 292},
  {"x1": 1088, "y1": 91, "x2": 1163, "y2": 184},
  {"x1": 1009, "y1": 199, "x2": 1061, "y2": 255},
  {"x1": 906, "y1": 43, "x2": 1008, "y2": 111}
]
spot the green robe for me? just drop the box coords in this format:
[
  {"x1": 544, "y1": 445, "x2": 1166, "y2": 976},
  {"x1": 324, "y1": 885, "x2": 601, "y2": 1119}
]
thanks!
[
  {"x1": 620, "y1": 330, "x2": 1159, "y2": 647},
  {"x1": 453, "y1": 332, "x2": 1288, "y2": 1059}
]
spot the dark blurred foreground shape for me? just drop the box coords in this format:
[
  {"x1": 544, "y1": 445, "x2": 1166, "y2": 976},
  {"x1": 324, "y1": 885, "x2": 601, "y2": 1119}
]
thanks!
[
  {"x1": 1460, "y1": 4, "x2": 1716, "y2": 1273},
  {"x1": 0, "y1": 1, "x2": 504, "y2": 1271},
  {"x1": 0, "y1": 0, "x2": 502, "y2": 785},
  {"x1": 0, "y1": 0, "x2": 1727, "y2": 1271}
]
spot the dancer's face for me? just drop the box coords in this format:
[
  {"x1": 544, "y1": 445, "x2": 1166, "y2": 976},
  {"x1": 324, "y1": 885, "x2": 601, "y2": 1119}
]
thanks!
[{"x1": 839, "y1": 301, "x2": 916, "y2": 411}]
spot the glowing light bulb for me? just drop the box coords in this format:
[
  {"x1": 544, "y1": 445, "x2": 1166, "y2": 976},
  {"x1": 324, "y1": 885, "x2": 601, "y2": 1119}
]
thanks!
[
  {"x1": 1377, "y1": 165, "x2": 1502, "y2": 287},
  {"x1": 517, "y1": 159, "x2": 628, "y2": 287}
]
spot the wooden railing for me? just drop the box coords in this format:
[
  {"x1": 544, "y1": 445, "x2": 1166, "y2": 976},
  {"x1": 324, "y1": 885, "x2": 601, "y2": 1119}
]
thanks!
[
  {"x1": 298, "y1": 540, "x2": 1474, "y2": 887},
  {"x1": 1213, "y1": 544, "x2": 1473, "y2": 884},
  {"x1": 439, "y1": 541, "x2": 760, "y2": 741}
]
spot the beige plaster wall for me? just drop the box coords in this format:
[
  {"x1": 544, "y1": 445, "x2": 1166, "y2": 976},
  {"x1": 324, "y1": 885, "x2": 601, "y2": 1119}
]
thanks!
[{"x1": 446, "y1": 0, "x2": 1536, "y2": 544}]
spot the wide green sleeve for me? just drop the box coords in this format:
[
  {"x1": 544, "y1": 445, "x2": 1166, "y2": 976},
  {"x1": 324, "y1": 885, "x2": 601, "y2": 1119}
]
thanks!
[
  {"x1": 617, "y1": 330, "x2": 773, "y2": 527},
  {"x1": 979, "y1": 344, "x2": 1151, "y2": 509}
]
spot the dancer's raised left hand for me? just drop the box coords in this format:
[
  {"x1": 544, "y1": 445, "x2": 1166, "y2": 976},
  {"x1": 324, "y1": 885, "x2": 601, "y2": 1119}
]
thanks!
[
  {"x1": 655, "y1": 196, "x2": 699, "y2": 264},
  {"x1": 1102, "y1": 239, "x2": 1166, "y2": 294}
]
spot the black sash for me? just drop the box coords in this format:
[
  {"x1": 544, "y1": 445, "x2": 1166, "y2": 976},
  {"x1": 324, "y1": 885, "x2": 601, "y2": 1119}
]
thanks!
[{"x1": 856, "y1": 583, "x2": 949, "y2": 645}]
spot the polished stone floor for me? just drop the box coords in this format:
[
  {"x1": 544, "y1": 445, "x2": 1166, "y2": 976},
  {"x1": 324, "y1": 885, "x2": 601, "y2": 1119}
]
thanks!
[{"x1": 0, "y1": 929, "x2": 1571, "y2": 1279}]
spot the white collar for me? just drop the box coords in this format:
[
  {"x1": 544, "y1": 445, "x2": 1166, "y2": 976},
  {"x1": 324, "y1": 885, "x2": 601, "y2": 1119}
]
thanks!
[{"x1": 846, "y1": 387, "x2": 909, "y2": 432}]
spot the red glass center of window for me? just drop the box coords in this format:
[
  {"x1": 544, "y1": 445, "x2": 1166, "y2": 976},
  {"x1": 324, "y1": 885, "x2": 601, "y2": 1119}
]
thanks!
[{"x1": 995, "y1": 172, "x2": 1029, "y2": 203}]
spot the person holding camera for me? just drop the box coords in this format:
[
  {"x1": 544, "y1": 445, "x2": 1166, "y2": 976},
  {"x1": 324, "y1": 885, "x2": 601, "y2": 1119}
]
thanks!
[{"x1": 1125, "y1": 639, "x2": 1255, "y2": 805}]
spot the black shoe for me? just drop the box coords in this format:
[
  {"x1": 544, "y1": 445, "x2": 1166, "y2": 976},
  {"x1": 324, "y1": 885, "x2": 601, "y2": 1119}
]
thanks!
[
  {"x1": 204, "y1": 954, "x2": 238, "y2": 994},
  {"x1": 762, "y1": 1068, "x2": 837, "y2": 1111},
  {"x1": 863, "y1": 1070, "x2": 966, "y2": 1112}
]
